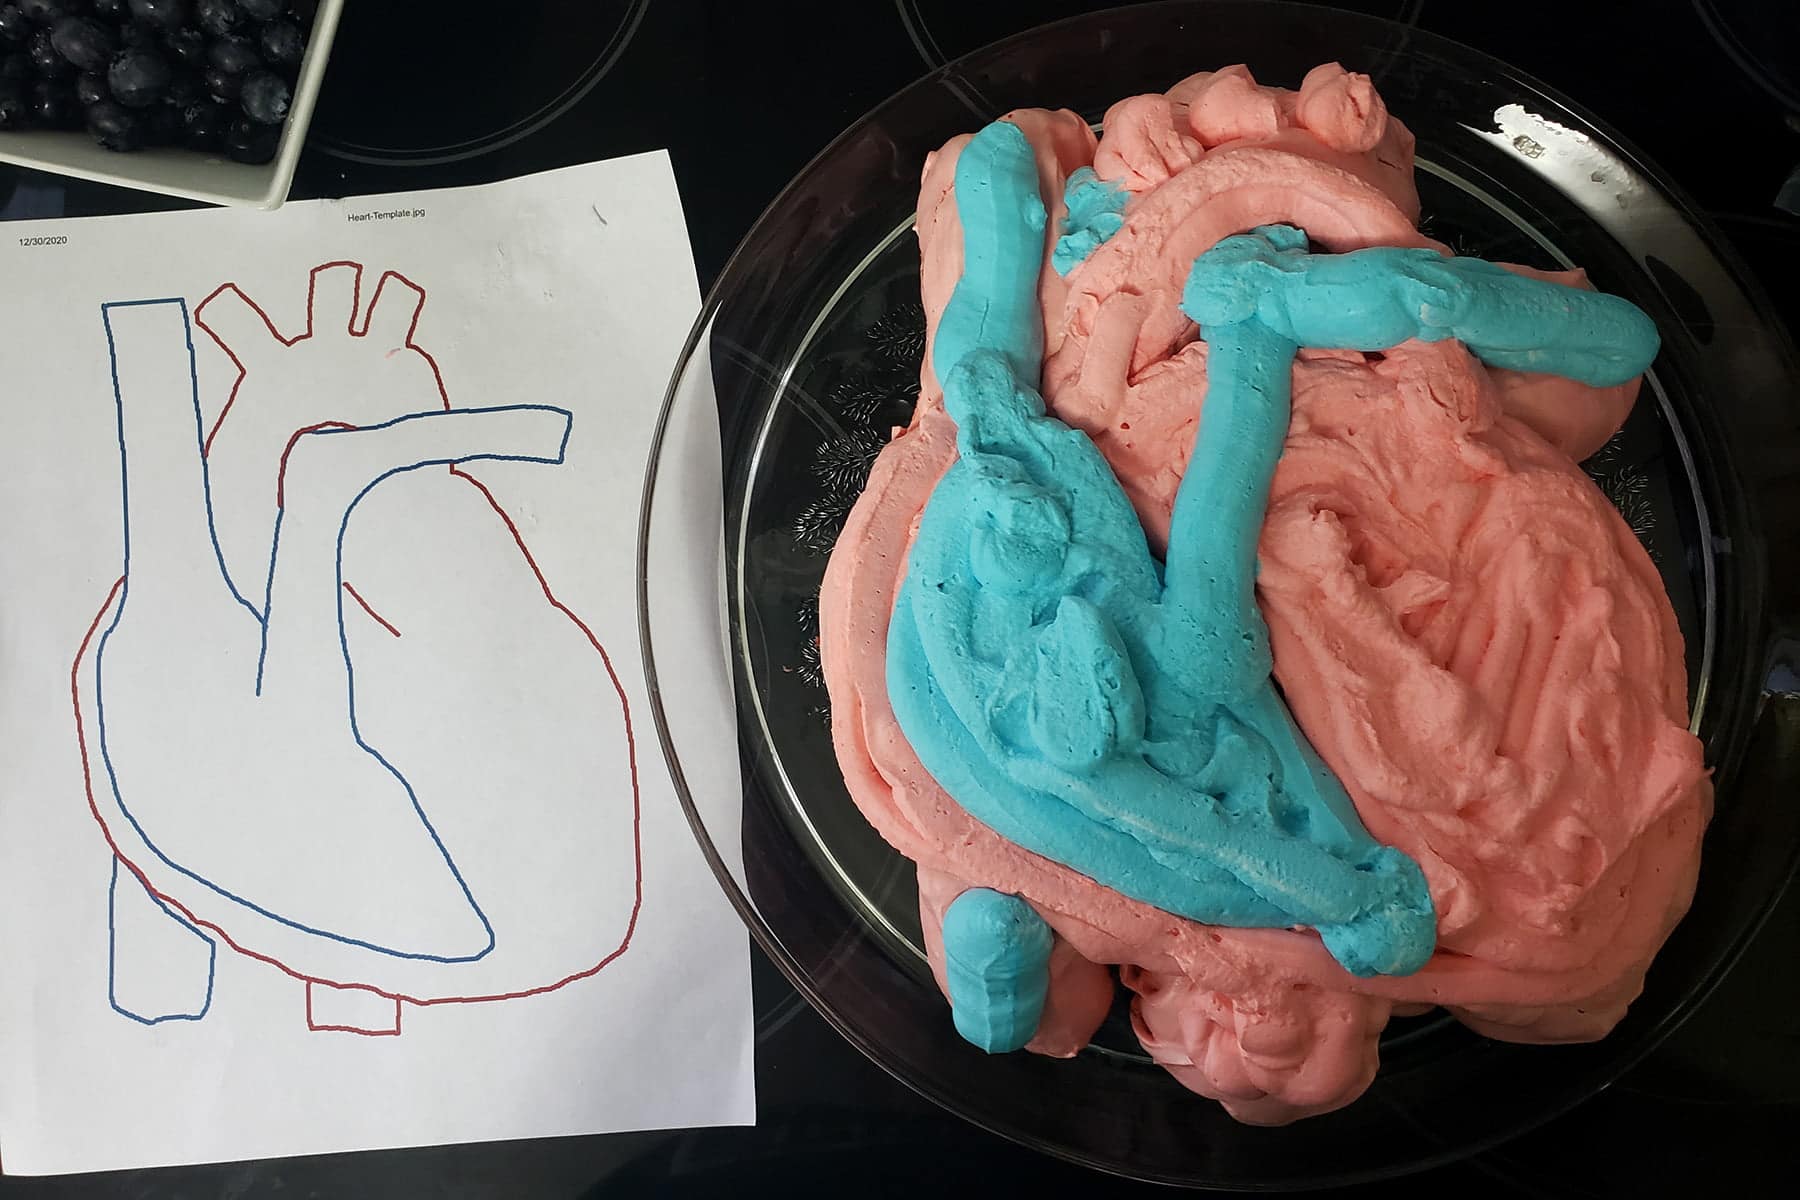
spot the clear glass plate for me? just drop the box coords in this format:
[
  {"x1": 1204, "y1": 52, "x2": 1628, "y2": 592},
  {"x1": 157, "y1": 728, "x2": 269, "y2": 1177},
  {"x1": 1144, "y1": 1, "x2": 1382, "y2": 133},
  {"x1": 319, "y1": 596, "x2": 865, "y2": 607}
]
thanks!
[{"x1": 640, "y1": 1, "x2": 1800, "y2": 1186}]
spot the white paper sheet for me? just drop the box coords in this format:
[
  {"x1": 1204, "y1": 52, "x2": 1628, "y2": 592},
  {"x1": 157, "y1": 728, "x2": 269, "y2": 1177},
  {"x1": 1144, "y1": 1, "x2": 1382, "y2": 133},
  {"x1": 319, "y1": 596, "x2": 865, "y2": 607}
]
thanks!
[{"x1": 0, "y1": 153, "x2": 752, "y2": 1175}]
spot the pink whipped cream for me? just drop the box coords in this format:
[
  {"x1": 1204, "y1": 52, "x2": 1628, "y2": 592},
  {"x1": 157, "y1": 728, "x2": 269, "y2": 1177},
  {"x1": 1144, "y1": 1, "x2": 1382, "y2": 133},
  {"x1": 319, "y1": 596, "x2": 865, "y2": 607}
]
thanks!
[{"x1": 819, "y1": 63, "x2": 1711, "y2": 1124}]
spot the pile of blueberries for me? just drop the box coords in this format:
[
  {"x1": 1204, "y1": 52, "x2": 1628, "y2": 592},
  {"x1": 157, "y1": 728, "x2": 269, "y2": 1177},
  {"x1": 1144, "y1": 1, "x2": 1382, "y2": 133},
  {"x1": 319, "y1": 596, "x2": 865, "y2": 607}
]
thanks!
[{"x1": 0, "y1": 0, "x2": 317, "y2": 163}]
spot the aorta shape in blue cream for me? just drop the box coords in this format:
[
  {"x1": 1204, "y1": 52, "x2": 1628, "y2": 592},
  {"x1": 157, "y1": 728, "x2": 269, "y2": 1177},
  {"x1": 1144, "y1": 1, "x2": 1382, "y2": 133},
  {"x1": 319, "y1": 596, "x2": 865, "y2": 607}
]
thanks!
[{"x1": 888, "y1": 119, "x2": 1659, "y2": 1049}]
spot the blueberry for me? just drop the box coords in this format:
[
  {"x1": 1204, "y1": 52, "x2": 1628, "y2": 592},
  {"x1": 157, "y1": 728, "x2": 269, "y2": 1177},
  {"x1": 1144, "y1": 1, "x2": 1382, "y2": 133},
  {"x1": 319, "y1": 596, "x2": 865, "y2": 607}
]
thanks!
[
  {"x1": 128, "y1": 0, "x2": 189, "y2": 30},
  {"x1": 107, "y1": 46, "x2": 170, "y2": 106},
  {"x1": 86, "y1": 97, "x2": 143, "y2": 149},
  {"x1": 91, "y1": 0, "x2": 126, "y2": 16},
  {"x1": 27, "y1": 27, "x2": 70, "y2": 75},
  {"x1": 73, "y1": 66, "x2": 104, "y2": 102},
  {"x1": 0, "y1": 78, "x2": 31, "y2": 129},
  {"x1": 140, "y1": 97, "x2": 177, "y2": 144},
  {"x1": 178, "y1": 94, "x2": 223, "y2": 147},
  {"x1": 162, "y1": 23, "x2": 204, "y2": 65},
  {"x1": 237, "y1": 0, "x2": 279, "y2": 18},
  {"x1": 0, "y1": 48, "x2": 28, "y2": 80},
  {"x1": 30, "y1": 75, "x2": 77, "y2": 126},
  {"x1": 236, "y1": 65, "x2": 282, "y2": 123},
  {"x1": 0, "y1": 6, "x2": 30, "y2": 44},
  {"x1": 200, "y1": 60, "x2": 233, "y2": 100},
  {"x1": 193, "y1": 0, "x2": 240, "y2": 39},
  {"x1": 47, "y1": 15, "x2": 112, "y2": 71},
  {"x1": 206, "y1": 32, "x2": 255, "y2": 74},
  {"x1": 165, "y1": 63, "x2": 198, "y2": 102},
  {"x1": 222, "y1": 111, "x2": 273, "y2": 162},
  {"x1": 31, "y1": 1, "x2": 97, "y2": 22},
  {"x1": 257, "y1": 15, "x2": 299, "y2": 66},
  {"x1": 17, "y1": 1, "x2": 68, "y2": 24},
  {"x1": 117, "y1": 20, "x2": 157, "y2": 49},
  {"x1": 291, "y1": 0, "x2": 313, "y2": 25}
]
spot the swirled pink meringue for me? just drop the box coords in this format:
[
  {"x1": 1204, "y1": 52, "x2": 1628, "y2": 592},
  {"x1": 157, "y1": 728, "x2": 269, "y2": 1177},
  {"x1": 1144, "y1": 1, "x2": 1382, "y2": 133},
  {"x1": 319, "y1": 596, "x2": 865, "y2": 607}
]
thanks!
[{"x1": 819, "y1": 63, "x2": 1710, "y2": 1124}]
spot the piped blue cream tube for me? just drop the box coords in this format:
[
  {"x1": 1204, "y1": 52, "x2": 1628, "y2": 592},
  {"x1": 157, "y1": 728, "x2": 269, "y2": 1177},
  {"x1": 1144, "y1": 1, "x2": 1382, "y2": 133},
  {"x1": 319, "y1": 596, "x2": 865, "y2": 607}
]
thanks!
[
  {"x1": 1178, "y1": 226, "x2": 1659, "y2": 388},
  {"x1": 941, "y1": 889, "x2": 1054, "y2": 1052}
]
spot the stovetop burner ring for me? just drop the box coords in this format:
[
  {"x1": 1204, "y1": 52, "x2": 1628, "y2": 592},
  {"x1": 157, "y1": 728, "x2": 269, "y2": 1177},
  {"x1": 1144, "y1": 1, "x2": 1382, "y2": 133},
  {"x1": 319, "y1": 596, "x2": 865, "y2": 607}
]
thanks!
[{"x1": 310, "y1": 0, "x2": 650, "y2": 167}]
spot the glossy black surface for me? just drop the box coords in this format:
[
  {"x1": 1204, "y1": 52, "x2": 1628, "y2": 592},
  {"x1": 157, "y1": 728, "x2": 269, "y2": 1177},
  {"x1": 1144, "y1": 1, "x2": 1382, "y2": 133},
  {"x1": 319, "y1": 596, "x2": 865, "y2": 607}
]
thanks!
[{"x1": 3, "y1": 0, "x2": 1798, "y2": 1195}]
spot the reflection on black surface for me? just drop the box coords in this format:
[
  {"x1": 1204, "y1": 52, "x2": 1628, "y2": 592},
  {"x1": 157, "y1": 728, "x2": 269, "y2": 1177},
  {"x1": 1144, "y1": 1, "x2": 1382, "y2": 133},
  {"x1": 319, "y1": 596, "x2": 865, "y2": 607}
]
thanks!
[
  {"x1": 309, "y1": 0, "x2": 649, "y2": 164},
  {"x1": 1693, "y1": 0, "x2": 1800, "y2": 113},
  {"x1": 895, "y1": 0, "x2": 1426, "y2": 68}
]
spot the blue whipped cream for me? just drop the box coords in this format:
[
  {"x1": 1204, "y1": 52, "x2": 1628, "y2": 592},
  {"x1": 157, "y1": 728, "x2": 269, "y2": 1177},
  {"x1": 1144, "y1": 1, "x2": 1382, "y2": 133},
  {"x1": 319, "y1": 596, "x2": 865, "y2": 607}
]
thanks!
[
  {"x1": 896, "y1": 118, "x2": 1659, "y2": 1051},
  {"x1": 1051, "y1": 166, "x2": 1130, "y2": 276}
]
